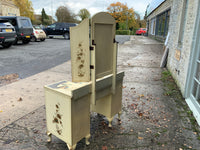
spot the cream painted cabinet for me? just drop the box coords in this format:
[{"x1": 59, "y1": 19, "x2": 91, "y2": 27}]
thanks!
[
  {"x1": 44, "y1": 81, "x2": 91, "y2": 150},
  {"x1": 91, "y1": 72, "x2": 124, "y2": 127},
  {"x1": 44, "y1": 12, "x2": 125, "y2": 149}
]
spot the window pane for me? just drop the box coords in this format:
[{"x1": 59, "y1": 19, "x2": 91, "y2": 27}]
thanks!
[
  {"x1": 20, "y1": 19, "x2": 31, "y2": 27},
  {"x1": 195, "y1": 62, "x2": 200, "y2": 80},
  {"x1": 198, "y1": 92, "x2": 200, "y2": 104},
  {"x1": 192, "y1": 80, "x2": 198, "y2": 98}
]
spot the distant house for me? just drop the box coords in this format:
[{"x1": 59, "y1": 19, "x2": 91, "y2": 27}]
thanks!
[
  {"x1": 0, "y1": 0, "x2": 20, "y2": 16},
  {"x1": 147, "y1": 0, "x2": 200, "y2": 125}
]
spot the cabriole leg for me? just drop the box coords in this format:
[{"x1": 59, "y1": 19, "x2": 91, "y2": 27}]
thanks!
[
  {"x1": 85, "y1": 134, "x2": 91, "y2": 145},
  {"x1": 47, "y1": 131, "x2": 52, "y2": 142},
  {"x1": 107, "y1": 117, "x2": 113, "y2": 127},
  {"x1": 67, "y1": 144, "x2": 77, "y2": 150},
  {"x1": 118, "y1": 111, "x2": 122, "y2": 121}
]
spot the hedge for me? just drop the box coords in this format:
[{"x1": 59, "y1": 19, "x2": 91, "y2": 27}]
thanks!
[{"x1": 116, "y1": 30, "x2": 131, "y2": 35}]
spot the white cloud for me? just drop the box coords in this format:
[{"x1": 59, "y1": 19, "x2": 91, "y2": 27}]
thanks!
[{"x1": 31, "y1": 0, "x2": 152, "y2": 21}]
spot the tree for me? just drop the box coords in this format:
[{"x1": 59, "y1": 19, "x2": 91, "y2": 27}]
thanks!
[
  {"x1": 107, "y1": 2, "x2": 136, "y2": 30},
  {"x1": 78, "y1": 9, "x2": 90, "y2": 21},
  {"x1": 55, "y1": 6, "x2": 74, "y2": 22},
  {"x1": 12, "y1": 0, "x2": 35, "y2": 21},
  {"x1": 41, "y1": 8, "x2": 51, "y2": 25},
  {"x1": 135, "y1": 11, "x2": 146, "y2": 28}
]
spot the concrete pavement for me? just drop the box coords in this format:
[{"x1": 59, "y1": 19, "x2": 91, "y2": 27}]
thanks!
[{"x1": 0, "y1": 36, "x2": 200, "y2": 150}]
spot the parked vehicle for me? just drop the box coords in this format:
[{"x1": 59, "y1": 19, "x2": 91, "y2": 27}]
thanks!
[
  {"x1": 0, "y1": 16, "x2": 33, "y2": 44},
  {"x1": 0, "y1": 19, "x2": 16, "y2": 48},
  {"x1": 43, "y1": 22, "x2": 77, "y2": 39},
  {"x1": 136, "y1": 28, "x2": 147, "y2": 35},
  {"x1": 31, "y1": 25, "x2": 46, "y2": 42}
]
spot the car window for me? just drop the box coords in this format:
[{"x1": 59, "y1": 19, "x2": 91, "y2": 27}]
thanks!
[
  {"x1": 0, "y1": 23, "x2": 6, "y2": 26},
  {"x1": 0, "y1": 22, "x2": 12, "y2": 27},
  {"x1": 34, "y1": 26, "x2": 41, "y2": 29},
  {"x1": 142, "y1": 29, "x2": 146, "y2": 31},
  {"x1": 56, "y1": 23, "x2": 63, "y2": 28},
  {"x1": 9, "y1": 19, "x2": 17, "y2": 26},
  {"x1": 50, "y1": 24, "x2": 56, "y2": 28},
  {"x1": 20, "y1": 19, "x2": 31, "y2": 27}
]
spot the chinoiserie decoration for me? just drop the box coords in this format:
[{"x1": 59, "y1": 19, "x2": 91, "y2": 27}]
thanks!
[{"x1": 44, "y1": 12, "x2": 124, "y2": 150}]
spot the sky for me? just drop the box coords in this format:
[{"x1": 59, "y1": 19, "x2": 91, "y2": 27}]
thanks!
[{"x1": 30, "y1": 0, "x2": 152, "y2": 20}]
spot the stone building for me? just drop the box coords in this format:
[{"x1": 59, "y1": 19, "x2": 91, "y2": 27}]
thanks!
[
  {"x1": 0, "y1": 0, "x2": 20, "y2": 16},
  {"x1": 147, "y1": 0, "x2": 200, "y2": 125},
  {"x1": 146, "y1": 0, "x2": 173, "y2": 41}
]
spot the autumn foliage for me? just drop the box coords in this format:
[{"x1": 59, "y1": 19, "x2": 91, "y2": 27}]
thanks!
[
  {"x1": 107, "y1": 2, "x2": 146, "y2": 31},
  {"x1": 12, "y1": 0, "x2": 35, "y2": 21}
]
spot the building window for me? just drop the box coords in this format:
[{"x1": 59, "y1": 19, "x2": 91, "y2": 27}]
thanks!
[
  {"x1": 156, "y1": 9, "x2": 171, "y2": 37},
  {"x1": 150, "y1": 18, "x2": 156, "y2": 35},
  {"x1": 178, "y1": 0, "x2": 189, "y2": 47},
  {"x1": 165, "y1": 10, "x2": 170, "y2": 35}
]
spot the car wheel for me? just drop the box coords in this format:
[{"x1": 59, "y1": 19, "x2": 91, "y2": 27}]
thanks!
[
  {"x1": 63, "y1": 32, "x2": 69, "y2": 40},
  {"x1": 31, "y1": 36, "x2": 37, "y2": 42},
  {"x1": 2, "y1": 42, "x2": 12, "y2": 48},
  {"x1": 22, "y1": 39, "x2": 30, "y2": 44},
  {"x1": 40, "y1": 38, "x2": 45, "y2": 41},
  {"x1": 49, "y1": 36, "x2": 53, "y2": 39}
]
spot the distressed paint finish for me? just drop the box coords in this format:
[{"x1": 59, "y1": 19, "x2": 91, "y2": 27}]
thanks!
[
  {"x1": 70, "y1": 19, "x2": 90, "y2": 82},
  {"x1": 44, "y1": 12, "x2": 124, "y2": 149},
  {"x1": 44, "y1": 81, "x2": 91, "y2": 150},
  {"x1": 91, "y1": 72, "x2": 124, "y2": 127},
  {"x1": 91, "y1": 12, "x2": 116, "y2": 79},
  {"x1": 90, "y1": 12, "x2": 118, "y2": 105}
]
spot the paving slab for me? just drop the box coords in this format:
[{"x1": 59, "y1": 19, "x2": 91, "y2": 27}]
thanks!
[{"x1": 0, "y1": 36, "x2": 200, "y2": 150}]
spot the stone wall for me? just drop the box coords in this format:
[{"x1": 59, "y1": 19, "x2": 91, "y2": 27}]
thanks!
[
  {"x1": 147, "y1": 0, "x2": 173, "y2": 41},
  {"x1": 147, "y1": 0, "x2": 173, "y2": 20},
  {"x1": 166, "y1": 0, "x2": 199, "y2": 96}
]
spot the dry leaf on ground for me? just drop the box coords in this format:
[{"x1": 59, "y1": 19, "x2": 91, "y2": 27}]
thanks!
[
  {"x1": 138, "y1": 137, "x2": 143, "y2": 140},
  {"x1": 102, "y1": 146, "x2": 108, "y2": 150}
]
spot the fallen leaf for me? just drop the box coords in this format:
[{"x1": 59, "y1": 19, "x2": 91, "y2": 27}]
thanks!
[
  {"x1": 179, "y1": 148, "x2": 183, "y2": 150},
  {"x1": 188, "y1": 146, "x2": 192, "y2": 149},
  {"x1": 103, "y1": 131, "x2": 108, "y2": 134},
  {"x1": 138, "y1": 137, "x2": 143, "y2": 140},
  {"x1": 18, "y1": 97, "x2": 23, "y2": 102},
  {"x1": 16, "y1": 140, "x2": 19, "y2": 143},
  {"x1": 140, "y1": 94, "x2": 144, "y2": 97},
  {"x1": 0, "y1": 110, "x2": 3, "y2": 113},
  {"x1": 130, "y1": 129, "x2": 133, "y2": 132},
  {"x1": 102, "y1": 146, "x2": 108, "y2": 150},
  {"x1": 137, "y1": 112, "x2": 143, "y2": 117}
]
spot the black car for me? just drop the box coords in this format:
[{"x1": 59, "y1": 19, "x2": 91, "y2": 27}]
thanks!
[
  {"x1": 0, "y1": 19, "x2": 16, "y2": 48},
  {"x1": 0, "y1": 16, "x2": 33, "y2": 44},
  {"x1": 44, "y1": 22, "x2": 77, "y2": 39}
]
